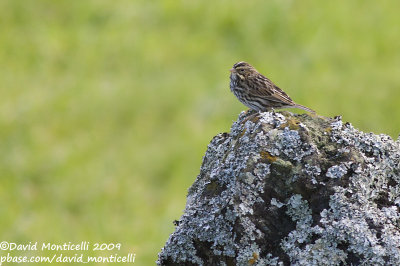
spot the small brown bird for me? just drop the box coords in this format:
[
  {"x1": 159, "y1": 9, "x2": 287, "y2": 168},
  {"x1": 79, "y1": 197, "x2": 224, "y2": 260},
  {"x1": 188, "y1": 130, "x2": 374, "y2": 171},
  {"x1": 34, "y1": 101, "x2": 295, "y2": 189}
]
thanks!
[{"x1": 230, "y1": 61, "x2": 315, "y2": 113}]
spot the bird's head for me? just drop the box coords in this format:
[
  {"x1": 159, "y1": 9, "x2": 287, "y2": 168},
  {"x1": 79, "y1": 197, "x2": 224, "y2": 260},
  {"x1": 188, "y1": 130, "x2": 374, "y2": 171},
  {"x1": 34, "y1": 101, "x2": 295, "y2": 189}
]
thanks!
[{"x1": 230, "y1": 61, "x2": 257, "y2": 80}]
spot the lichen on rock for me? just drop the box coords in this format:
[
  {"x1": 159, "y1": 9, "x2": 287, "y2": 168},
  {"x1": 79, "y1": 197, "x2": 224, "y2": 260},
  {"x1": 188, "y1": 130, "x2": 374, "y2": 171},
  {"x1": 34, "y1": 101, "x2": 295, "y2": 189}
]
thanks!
[{"x1": 157, "y1": 110, "x2": 400, "y2": 266}]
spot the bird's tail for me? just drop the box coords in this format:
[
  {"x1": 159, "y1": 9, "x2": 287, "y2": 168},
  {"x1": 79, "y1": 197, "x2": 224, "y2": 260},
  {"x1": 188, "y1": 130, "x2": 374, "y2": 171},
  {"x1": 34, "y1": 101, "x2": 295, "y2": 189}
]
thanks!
[{"x1": 291, "y1": 103, "x2": 316, "y2": 114}]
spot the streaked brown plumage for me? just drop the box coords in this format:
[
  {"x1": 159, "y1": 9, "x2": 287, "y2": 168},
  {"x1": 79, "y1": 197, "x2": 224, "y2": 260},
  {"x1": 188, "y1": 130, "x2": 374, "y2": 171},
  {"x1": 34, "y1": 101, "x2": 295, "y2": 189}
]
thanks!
[{"x1": 230, "y1": 61, "x2": 315, "y2": 113}]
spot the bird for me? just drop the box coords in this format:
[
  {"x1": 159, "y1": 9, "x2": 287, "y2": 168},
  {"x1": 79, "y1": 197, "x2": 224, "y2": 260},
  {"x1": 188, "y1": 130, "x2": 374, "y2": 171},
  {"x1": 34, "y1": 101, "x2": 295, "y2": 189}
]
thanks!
[{"x1": 230, "y1": 61, "x2": 315, "y2": 113}]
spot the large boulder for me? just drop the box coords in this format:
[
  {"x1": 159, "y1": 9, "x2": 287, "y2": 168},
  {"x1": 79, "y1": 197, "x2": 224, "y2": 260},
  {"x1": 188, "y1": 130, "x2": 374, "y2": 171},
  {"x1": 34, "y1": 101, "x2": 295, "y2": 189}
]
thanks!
[{"x1": 158, "y1": 111, "x2": 400, "y2": 266}]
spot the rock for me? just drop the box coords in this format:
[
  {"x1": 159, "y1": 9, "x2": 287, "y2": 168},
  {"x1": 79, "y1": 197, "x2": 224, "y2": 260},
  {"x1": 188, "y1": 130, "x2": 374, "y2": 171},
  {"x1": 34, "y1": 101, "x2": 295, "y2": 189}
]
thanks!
[{"x1": 157, "y1": 111, "x2": 400, "y2": 266}]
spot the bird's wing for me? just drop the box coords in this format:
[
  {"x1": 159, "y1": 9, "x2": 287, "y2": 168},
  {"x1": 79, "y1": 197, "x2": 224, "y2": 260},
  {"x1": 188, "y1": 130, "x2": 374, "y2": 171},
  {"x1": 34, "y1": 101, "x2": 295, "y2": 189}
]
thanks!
[{"x1": 248, "y1": 74, "x2": 295, "y2": 105}]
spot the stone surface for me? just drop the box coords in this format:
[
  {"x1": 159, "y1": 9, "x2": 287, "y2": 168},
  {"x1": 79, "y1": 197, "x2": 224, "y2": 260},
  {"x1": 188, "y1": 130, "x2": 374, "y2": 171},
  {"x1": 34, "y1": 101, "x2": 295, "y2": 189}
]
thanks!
[{"x1": 157, "y1": 110, "x2": 400, "y2": 266}]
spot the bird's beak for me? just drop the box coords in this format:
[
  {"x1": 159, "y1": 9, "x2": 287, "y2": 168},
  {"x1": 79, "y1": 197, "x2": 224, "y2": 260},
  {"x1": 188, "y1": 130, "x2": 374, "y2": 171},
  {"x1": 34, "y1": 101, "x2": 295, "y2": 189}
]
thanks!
[{"x1": 230, "y1": 68, "x2": 235, "y2": 73}]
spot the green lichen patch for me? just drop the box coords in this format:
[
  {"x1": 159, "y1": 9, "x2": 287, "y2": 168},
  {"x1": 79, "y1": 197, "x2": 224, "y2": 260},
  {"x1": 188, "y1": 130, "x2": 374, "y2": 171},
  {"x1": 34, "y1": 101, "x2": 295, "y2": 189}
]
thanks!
[
  {"x1": 279, "y1": 117, "x2": 301, "y2": 131},
  {"x1": 260, "y1": 151, "x2": 277, "y2": 163}
]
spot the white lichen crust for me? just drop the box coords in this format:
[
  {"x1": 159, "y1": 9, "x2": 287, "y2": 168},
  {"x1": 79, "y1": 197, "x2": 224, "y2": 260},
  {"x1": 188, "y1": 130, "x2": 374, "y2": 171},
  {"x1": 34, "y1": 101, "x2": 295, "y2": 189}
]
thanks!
[{"x1": 157, "y1": 111, "x2": 400, "y2": 266}]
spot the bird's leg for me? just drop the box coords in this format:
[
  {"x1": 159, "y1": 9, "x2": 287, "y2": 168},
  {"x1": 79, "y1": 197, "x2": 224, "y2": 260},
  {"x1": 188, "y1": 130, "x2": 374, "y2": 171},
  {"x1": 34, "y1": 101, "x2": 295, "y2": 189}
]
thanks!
[{"x1": 241, "y1": 109, "x2": 258, "y2": 124}]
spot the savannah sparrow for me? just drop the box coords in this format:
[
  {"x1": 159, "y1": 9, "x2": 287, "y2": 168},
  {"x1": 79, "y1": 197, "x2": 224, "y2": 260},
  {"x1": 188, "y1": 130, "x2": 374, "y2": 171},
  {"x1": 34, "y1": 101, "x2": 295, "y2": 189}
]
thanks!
[{"x1": 230, "y1": 61, "x2": 315, "y2": 113}]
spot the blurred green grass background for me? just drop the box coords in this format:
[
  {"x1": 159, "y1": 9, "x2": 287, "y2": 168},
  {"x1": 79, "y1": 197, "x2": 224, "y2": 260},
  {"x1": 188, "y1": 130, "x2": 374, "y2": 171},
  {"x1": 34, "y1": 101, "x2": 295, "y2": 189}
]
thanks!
[{"x1": 0, "y1": 0, "x2": 399, "y2": 264}]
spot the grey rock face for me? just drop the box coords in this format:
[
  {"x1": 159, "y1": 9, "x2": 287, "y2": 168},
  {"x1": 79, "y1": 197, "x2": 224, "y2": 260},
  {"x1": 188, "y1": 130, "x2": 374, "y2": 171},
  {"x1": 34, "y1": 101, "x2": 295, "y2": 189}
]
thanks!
[{"x1": 157, "y1": 111, "x2": 400, "y2": 266}]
